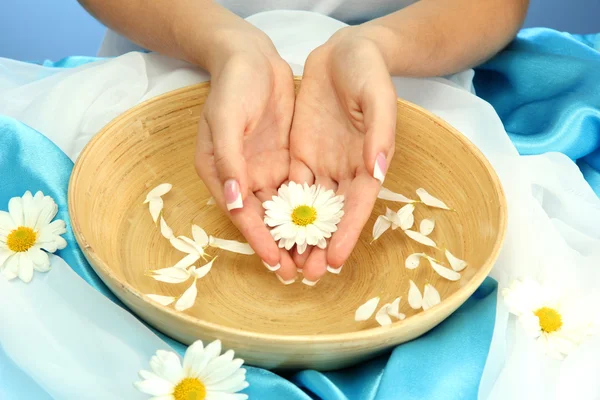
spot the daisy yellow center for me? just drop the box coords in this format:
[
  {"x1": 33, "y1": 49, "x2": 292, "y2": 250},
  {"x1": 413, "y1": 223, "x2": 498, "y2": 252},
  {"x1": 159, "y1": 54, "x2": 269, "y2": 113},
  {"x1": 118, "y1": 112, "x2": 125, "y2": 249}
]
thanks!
[
  {"x1": 7, "y1": 227, "x2": 37, "y2": 253},
  {"x1": 173, "y1": 377, "x2": 206, "y2": 400},
  {"x1": 534, "y1": 306, "x2": 563, "y2": 333},
  {"x1": 291, "y1": 205, "x2": 317, "y2": 226}
]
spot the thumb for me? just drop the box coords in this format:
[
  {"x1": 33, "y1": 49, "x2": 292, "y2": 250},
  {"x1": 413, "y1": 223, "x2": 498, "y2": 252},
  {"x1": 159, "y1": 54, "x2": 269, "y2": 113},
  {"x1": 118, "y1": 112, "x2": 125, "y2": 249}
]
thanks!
[
  {"x1": 206, "y1": 109, "x2": 249, "y2": 212},
  {"x1": 361, "y1": 79, "x2": 397, "y2": 185}
]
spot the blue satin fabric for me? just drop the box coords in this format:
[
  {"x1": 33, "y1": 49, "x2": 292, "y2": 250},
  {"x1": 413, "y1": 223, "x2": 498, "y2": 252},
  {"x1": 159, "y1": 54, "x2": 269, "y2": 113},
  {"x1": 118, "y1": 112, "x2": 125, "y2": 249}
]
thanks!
[
  {"x1": 473, "y1": 28, "x2": 600, "y2": 196},
  {"x1": 0, "y1": 115, "x2": 497, "y2": 399}
]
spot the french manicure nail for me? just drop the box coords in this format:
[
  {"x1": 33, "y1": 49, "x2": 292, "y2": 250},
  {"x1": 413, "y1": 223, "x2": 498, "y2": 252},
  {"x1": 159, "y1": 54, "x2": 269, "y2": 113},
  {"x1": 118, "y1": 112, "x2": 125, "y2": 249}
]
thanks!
[
  {"x1": 262, "y1": 261, "x2": 281, "y2": 272},
  {"x1": 277, "y1": 274, "x2": 296, "y2": 285},
  {"x1": 302, "y1": 278, "x2": 319, "y2": 286},
  {"x1": 327, "y1": 265, "x2": 343, "y2": 274},
  {"x1": 224, "y1": 179, "x2": 243, "y2": 211},
  {"x1": 373, "y1": 152, "x2": 387, "y2": 184}
]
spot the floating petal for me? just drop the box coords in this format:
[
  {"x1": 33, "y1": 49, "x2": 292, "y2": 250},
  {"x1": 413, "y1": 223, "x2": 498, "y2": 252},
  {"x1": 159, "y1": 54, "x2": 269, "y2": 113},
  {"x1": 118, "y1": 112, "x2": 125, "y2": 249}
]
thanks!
[
  {"x1": 397, "y1": 204, "x2": 415, "y2": 231},
  {"x1": 445, "y1": 249, "x2": 468, "y2": 272},
  {"x1": 175, "y1": 279, "x2": 198, "y2": 311},
  {"x1": 151, "y1": 266, "x2": 191, "y2": 284},
  {"x1": 148, "y1": 198, "x2": 163, "y2": 224},
  {"x1": 209, "y1": 236, "x2": 254, "y2": 255},
  {"x1": 378, "y1": 187, "x2": 416, "y2": 203},
  {"x1": 144, "y1": 183, "x2": 172, "y2": 203},
  {"x1": 405, "y1": 253, "x2": 424, "y2": 269},
  {"x1": 170, "y1": 236, "x2": 199, "y2": 255},
  {"x1": 408, "y1": 280, "x2": 423, "y2": 309},
  {"x1": 355, "y1": 297, "x2": 380, "y2": 321},
  {"x1": 193, "y1": 258, "x2": 216, "y2": 279},
  {"x1": 159, "y1": 217, "x2": 174, "y2": 239},
  {"x1": 207, "y1": 197, "x2": 216, "y2": 205},
  {"x1": 192, "y1": 225, "x2": 210, "y2": 248},
  {"x1": 376, "y1": 304, "x2": 393, "y2": 326},
  {"x1": 419, "y1": 219, "x2": 435, "y2": 236},
  {"x1": 427, "y1": 258, "x2": 461, "y2": 281},
  {"x1": 404, "y1": 230, "x2": 437, "y2": 247},
  {"x1": 416, "y1": 188, "x2": 451, "y2": 210},
  {"x1": 372, "y1": 215, "x2": 392, "y2": 241},
  {"x1": 422, "y1": 284, "x2": 441, "y2": 310},
  {"x1": 387, "y1": 297, "x2": 406, "y2": 320}
]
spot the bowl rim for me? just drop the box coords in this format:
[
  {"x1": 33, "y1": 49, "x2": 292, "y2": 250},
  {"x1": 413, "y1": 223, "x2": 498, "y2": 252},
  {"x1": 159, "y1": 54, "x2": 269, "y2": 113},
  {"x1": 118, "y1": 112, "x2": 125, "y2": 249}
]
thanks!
[{"x1": 68, "y1": 79, "x2": 507, "y2": 345}]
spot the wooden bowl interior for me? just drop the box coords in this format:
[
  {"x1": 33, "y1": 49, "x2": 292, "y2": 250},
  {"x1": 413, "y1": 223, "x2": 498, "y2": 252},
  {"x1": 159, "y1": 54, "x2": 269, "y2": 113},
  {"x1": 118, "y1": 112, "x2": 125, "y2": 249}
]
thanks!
[{"x1": 70, "y1": 80, "x2": 503, "y2": 337}]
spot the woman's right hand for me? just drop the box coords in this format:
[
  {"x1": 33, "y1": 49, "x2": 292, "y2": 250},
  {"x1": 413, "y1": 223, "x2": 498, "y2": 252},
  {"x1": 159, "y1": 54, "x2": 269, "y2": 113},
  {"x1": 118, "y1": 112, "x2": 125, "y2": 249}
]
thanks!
[{"x1": 195, "y1": 27, "x2": 299, "y2": 280}]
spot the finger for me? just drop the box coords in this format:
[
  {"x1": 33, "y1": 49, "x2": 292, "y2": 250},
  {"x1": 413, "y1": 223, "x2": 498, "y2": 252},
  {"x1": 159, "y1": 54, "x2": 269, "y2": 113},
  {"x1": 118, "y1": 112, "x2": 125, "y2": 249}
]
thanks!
[
  {"x1": 314, "y1": 176, "x2": 338, "y2": 192},
  {"x1": 301, "y1": 246, "x2": 328, "y2": 285},
  {"x1": 327, "y1": 173, "x2": 380, "y2": 268},
  {"x1": 361, "y1": 75, "x2": 397, "y2": 185},
  {"x1": 289, "y1": 159, "x2": 314, "y2": 185},
  {"x1": 274, "y1": 248, "x2": 298, "y2": 285},
  {"x1": 205, "y1": 101, "x2": 249, "y2": 211},
  {"x1": 292, "y1": 246, "x2": 312, "y2": 271}
]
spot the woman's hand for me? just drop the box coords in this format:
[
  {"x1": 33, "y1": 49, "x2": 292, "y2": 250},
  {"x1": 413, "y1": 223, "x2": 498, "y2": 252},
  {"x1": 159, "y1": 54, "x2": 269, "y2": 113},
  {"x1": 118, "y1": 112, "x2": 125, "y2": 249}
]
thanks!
[
  {"x1": 195, "y1": 29, "x2": 298, "y2": 278},
  {"x1": 289, "y1": 26, "x2": 398, "y2": 283}
]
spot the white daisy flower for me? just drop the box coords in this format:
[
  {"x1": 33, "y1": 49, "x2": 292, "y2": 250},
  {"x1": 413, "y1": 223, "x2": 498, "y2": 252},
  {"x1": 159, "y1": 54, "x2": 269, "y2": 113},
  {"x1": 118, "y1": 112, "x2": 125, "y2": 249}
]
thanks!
[
  {"x1": 135, "y1": 339, "x2": 248, "y2": 400},
  {"x1": 0, "y1": 191, "x2": 67, "y2": 283},
  {"x1": 502, "y1": 279, "x2": 595, "y2": 360},
  {"x1": 263, "y1": 182, "x2": 344, "y2": 254}
]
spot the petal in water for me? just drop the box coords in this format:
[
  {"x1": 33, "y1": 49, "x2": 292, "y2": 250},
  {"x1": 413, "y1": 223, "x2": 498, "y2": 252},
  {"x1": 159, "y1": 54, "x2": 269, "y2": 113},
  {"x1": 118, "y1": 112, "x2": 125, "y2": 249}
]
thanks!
[
  {"x1": 397, "y1": 204, "x2": 415, "y2": 231},
  {"x1": 193, "y1": 258, "x2": 216, "y2": 279},
  {"x1": 445, "y1": 249, "x2": 468, "y2": 272},
  {"x1": 192, "y1": 225, "x2": 210, "y2": 248},
  {"x1": 151, "y1": 266, "x2": 191, "y2": 283},
  {"x1": 416, "y1": 188, "x2": 451, "y2": 210},
  {"x1": 146, "y1": 294, "x2": 176, "y2": 306},
  {"x1": 159, "y1": 217, "x2": 174, "y2": 239},
  {"x1": 408, "y1": 280, "x2": 423, "y2": 309},
  {"x1": 422, "y1": 284, "x2": 441, "y2": 310},
  {"x1": 209, "y1": 236, "x2": 254, "y2": 255},
  {"x1": 404, "y1": 230, "x2": 437, "y2": 248},
  {"x1": 175, "y1": 279, "x2": 198, "y2": 311},
  {"x1": 378, "y1": 187, "x2": 416, "y2": 203},
  {"x1": 405, "y1": 253, "x2": 424, "y2": 269},
  {"x1": 376, "y1": 304, "x2": 393, "y2": 326},
  {"x1": 427, "y1": 257, "x2": 461, "y2": 281},
  {"x1": 387, "y1": 297, "x2": 406, "y2": 320},
  {"x1": 148, "y1": 198, "x2": 163, "y2": 224},
  {"x1": 170, "y1": 236, "x2": 199, "y2": 255},
  {"x1": 372, "y1": 215, "x2": 392, "y2": 242},
  {"x1": 419, "y1": 218, "x2": 435, "y2": 236},
  {"x1": 144, "y1": 183, "x2": 172, "y2": 203},
  {"x1": 207, "y1": 197, "x2": 216, "y2": 205},
  {"x1": 355, "y1": 297, "x2": 380, "y2": 321}
]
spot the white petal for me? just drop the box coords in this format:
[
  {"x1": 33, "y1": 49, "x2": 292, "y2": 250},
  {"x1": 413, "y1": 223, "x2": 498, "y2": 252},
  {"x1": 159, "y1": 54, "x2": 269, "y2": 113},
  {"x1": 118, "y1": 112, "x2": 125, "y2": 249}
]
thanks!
[
  {"x1": 422, "y1": 284, "x2": 441, "y2": 310},
  {"x1": 18, "y1": 254, "x2": 34, "y2": 283},
  {"x1": 207, "y1": 197, "x2": 216, "y2": 205},
  {"x1": 2, "y1": 254, "x2": 19, "y2": 280},
  {"x1": 205, "y1": 369, "x2": 246, "y2": 392},
  {"x1": 133, "y1": 378, "x2": 174, "y2": 396},
  {"x1": 171, "y1": 253, "x2": 201, "y2": 270},
  {"x1": 375, "y1": 304, "x2": 393, "y2": 326},
  {"x1": 146, "y1": 294, "x2": 176, "y2": 306},
  {"x1": 159, "y1": 217, "x2": 174, "y2": 239},
  {"x1": 149, "y1": 198, "x2": 164, "y2": 224},
  {"x1": 404, "y1": 230, "x2": 437, "y2": 247},
  {"x1": 175, "y1": 279, "x2": 198, "y2": 311},
  {"x1": 22, "y1": 191, "x2": 39, "y2": 228},
  {"x1": 372, "y1": 215, "x2": 392, "y2": 241},
  {"x1": 316, "y1": 237, "x2": 327, "y2": 249},
  {"x1": 419, "y1": 219, "x2": 435, "y2": 236},
  {"x1": 408, "y1": 280, "x2": 423, "y2": 309},
  {"x1": 170, "y1": 237, "x2": 198, "y2": 255},
  {"x1": 145, "y1": 183, "x2": 173, "y2": 203},
  {"x1": 8, "y1": 196, "x2": 24, "y2": 226},
  {"x1": 387, "y1": 297, "x2": 402, "y2": 318},
  {"x1": 180, "y1": 236, "x2": 206, "y2": 255},
  {"x1": 416, "y1": 188, "x2": 451, "y2": 210},
  {"x1": 355, "y1": 297, "x2": 380, "y2": 321},
  {"x1": 377, "y1": 187, "x2": 416, "y2": 203},
  {"x1": 0, "y1": 210, "x2": 16, "y2": 233},
  {"x1": 184, "y1": 340, "x2": 212, "y2": 379},
  {"x1": 203, "y1": 358, "x2": 244, "y2": 385},
  {"x1": 427, "y1": 258, "x2": 461, "y2": 281},
  {"x1": 297, "y1": 241, "x2": 308, "y2": 255},
  {"x1": 28, "y1": 247, "x2": 50, "y2": 271},
  {"x1": 0, "y1": 247, "x2": 13, "y2": 267},
  {"x1": 405, "y1": 253, "x2": 424, "y2": 269},
  {"x1": 445, "y1": 249, "x2": 468, "y2": 272},
  {"x1": 209, "y1": 237, "x2": 254, "y2": 255},
  {"x1": 34, "y1": 196, "x2": 58, "y2": 230},
  {"x1": 150, "y1": 350, "x2": 185, "y2": 384},
  {"x1": 193, "y1": 258, "x2": 216, "y2": 279},
  {"x1": 397, "y1": 204, "x2": 415, "y2": 230},
  {"x1": 192, "y1": 225, "x2": 210, "y2": 247},
  {"x1": 151, "y1": 267, "x2": 191, "y2": 284}
]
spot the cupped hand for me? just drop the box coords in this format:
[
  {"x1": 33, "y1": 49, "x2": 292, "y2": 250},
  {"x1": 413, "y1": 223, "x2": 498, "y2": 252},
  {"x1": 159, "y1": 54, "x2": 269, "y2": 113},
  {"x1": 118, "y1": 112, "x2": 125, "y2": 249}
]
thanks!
[
  {"x1": 289, "y1": 26, "x2": 398, "y2": 283},
  {"x1": 194, "y1": 29, "x2": 298, "y2": 278}
]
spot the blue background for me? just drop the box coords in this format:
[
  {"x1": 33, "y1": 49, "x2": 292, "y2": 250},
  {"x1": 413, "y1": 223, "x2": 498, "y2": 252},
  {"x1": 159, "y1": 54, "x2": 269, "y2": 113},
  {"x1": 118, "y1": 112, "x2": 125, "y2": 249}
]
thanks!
[{"x1": 0, "y1": 0, "x2": 599, "y2": 62}]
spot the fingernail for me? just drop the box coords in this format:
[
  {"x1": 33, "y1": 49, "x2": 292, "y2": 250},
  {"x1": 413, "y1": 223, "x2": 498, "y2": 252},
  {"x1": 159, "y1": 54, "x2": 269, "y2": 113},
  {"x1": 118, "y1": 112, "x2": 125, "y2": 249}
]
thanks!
[
  {"x1": 224, "y1": 179, "x2": 243, "y2": 211},
  {"x1": 302, "y1": 278, "x2": 319, "y2": 286},
  {"x1": 263, "y1": 261, "x2": 280, "y2": 272},
  {"x1": 373, "y1": 153, "x2": 387, "y2": 184},
  {"x1": 327, "y1": 265, "x2": 343, "y2": 274},
  {"x1": 277, "y1": 274, "x2": 296, "y2": 285}
]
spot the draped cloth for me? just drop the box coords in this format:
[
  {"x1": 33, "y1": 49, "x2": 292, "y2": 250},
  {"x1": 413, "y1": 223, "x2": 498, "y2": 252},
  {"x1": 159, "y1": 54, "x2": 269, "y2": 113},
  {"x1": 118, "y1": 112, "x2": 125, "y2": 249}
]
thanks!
[{"x1": 1, "y1": 12, "x2": 599, "y2": 400}]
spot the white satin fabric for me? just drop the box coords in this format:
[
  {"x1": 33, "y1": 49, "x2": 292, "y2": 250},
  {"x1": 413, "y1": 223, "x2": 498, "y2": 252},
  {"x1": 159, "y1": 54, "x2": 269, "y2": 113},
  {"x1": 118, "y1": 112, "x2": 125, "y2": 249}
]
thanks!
[{"x1": 0, "y1": 10, "x2": 599, "y2": 400}]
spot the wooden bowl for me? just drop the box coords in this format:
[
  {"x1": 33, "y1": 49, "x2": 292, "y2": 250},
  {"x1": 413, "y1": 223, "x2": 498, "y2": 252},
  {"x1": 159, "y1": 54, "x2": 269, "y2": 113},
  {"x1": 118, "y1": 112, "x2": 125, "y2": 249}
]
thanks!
[{"x1": 69, "y1": 78, "x2": 506, "y2": 370}]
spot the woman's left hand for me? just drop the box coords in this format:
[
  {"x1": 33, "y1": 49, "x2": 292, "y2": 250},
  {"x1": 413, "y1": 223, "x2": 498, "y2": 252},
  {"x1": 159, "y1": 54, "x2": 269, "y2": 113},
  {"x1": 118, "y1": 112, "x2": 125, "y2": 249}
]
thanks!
[{"x1": 289, "y1": 26, "x2": 398, "y2": 283}]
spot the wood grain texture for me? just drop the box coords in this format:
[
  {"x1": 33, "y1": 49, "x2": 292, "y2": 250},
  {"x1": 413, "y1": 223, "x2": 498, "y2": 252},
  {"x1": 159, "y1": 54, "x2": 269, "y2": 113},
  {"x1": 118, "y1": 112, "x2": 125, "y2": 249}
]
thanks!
[{"x1": 68, "y1": 78, "x2": 507, "y2": 370}]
